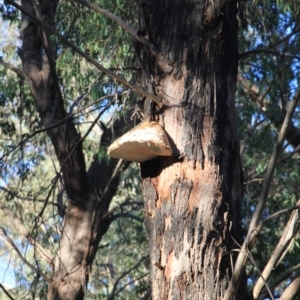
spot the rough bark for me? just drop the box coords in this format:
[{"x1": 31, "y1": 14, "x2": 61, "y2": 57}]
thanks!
[
  {"x1": 19, "y1": 1, "x2": 129, "y2": 299},
  {"x1": 139, "y1": 0, "x2": 245, "y2": 299}
]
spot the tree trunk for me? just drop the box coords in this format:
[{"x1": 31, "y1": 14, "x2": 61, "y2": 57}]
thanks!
[
  {"x1": 19, "y1": 1, "x2": 129, "y2": 299},
  {"x1": 139, "y1": 1, "x2": 245, "y2": 299}
]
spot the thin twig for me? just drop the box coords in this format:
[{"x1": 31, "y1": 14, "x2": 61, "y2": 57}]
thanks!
[
  {"x1": 103, "y1": 200, "x2": 143, "y2": 220},
  {"x1": 0, "y1": 90, "x2": 128, "y2": 161},
  {"x1": 253, "y1": 200, "x2": 300, "y2": 299},
  {"x1": 256, "y1": 204, "x2": 300, "y2": 233},
  {"x1": 279, "y1": 144, "x2": 300, "y2": 162},
  {"x1": 0, "y1": 58, "x2": 25, "y2": 79},
  {"x1": 0, "y1": 283, "x2": 15, "y2": 300},
  {"x1": 231, "y1": 238, "x2": 274, "y2": 300},
  {"x1": 73, "y1": 0, "x2": 159, "y2": 56},
  {"x1": 0, "y1": 227, "x2": 52, "y2": 283},
  {"x1": 0, "y1": 186, "x2": 57, "y2": 206},
  {"x1": 239, "y1": 49, "x2": 300, "y2": 60},
  {"x1": 268, "y1": 24, "x2": 300, "y2": 48},
  {"x1": 115, "y1": 272, "x2": 150, "y2": 297},
  {"x1": 247, "y1": 252, "x2": 274, "y2": 300},
  {"x1": 108, "y1": 256, "x2": 148, "y2": 300},
  {"x1": 258, "y1": 263, "x2": 300, "y2": 300},
  {"x1": 0, "y1": 203, "x2": 53, "y2": 264},
  {"x1": 238, "y1": 74, "x2": 273, "y2": 155},
  {"x1": 111, "y1": 213, "x2": 144, "y2": 223}
]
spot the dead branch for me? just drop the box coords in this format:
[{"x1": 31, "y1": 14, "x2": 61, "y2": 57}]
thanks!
[
  {"x1": 223, "y1": 82, "x2": 300, "y2": 300},
  {"x1": 280, "y1": 275, "x2": 300, "y2": 300},
  {"x1": 258, "y1": 263, "x2": 300, "y2": 299},
  {"x1": 253, "y1": 200, "x2": 300, "y2": 299}
]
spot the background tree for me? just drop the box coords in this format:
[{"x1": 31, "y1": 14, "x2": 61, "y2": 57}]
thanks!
[
  {"x1": 0, "y1": 0, "x2": 149, "y2": 299},
  {"x1": 0, "y1": 0, "x2": 300, "y2": 299}
]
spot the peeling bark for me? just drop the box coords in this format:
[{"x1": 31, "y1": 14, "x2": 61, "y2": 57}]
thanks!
[{"x1": 139, "y1": 0, "x2": 246, "y2": 299}]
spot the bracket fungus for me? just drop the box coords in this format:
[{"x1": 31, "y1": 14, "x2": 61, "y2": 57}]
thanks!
[{"x1": 107, "y1": 121, "x2": 173, "y2": 162}]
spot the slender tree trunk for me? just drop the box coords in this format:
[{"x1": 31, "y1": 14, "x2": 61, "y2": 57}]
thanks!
[
  {"x1": 139, "y1": 1, "x2": 245, "y2": 299},
  {"x1": 47, "y1": 206, "x2": 92, "y2": 300},
  {"x1": 19, "y1": 1, "x2": 129, "y2": 299}
]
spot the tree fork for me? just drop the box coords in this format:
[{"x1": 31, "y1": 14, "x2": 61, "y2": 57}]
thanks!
[{"x1": 19, "y1": 0, "x2": 132, "y2": 299}]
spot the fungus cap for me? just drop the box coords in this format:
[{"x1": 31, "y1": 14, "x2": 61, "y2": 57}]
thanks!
[{"x1": 107, "y1": 121, "x2": 172, "y2": 162}]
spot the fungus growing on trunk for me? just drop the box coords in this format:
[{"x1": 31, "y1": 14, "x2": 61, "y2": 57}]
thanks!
[{"x1": 107, "y1": 121, "x2": 172, "y2": 162}]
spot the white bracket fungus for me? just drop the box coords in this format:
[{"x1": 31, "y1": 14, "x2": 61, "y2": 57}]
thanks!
[{"x1": 107, "y1": 121, "x2": 173, "y2": 162}]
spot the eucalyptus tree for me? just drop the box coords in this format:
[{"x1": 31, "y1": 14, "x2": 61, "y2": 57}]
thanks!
[
  {"x1": 0, "y1": 0, "x2": 300, "y2": 299},
  {"x1": 1, "y1": 0, "x2": 148, "y2": 299}
]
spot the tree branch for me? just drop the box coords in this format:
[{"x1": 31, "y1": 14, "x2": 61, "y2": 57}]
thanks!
[
  {"x1": 0, "y1": 90, "x2": 128, "y2": 161},
  {"x1": 0, "y1": 203, "x2": 53, "y2": 264},
  {"x1": 238, "y1": 75, "x2": 300, "y2": 150},
  {"x1": 87, "y1": 158, "x2": 131, "y2": 264},
  {"x1": 279, "y1": 144, "x2": 300, "y2": 162},
  {"x1": 111, "y1": 213, "x2": 144, "y2": 223},
  {"x1": 253, "y1": 200, "x2": 300, "y2": 299},
  {"x1": 268, "y1": 24, "x2": 300, "y2": 48},
  {"x1": 0, "y1": 227, "x2": 52, "y2": 283},
  {"x1": 108, "y1": 256, "x2": 148, "y2": 300},
  {"x1": 223, "y1": 81, "x2": 300, "y2": 300},
  {"x1": 280, "y1": 275, "x2": 300, "y2": 300},
  {"x1": 17, "y1": 0, "x2": 89, "y2": 205},
  {"x1": 73, "y1": 0, "x2": 159, "y2": 56},
  {"x1": 0, "y1": 186, "x2": 56, "y2": 205},
  {"x1": 6, "y1": 0, "x2": 164, "y2": 108},
  {"x1": 256, "y1": 204, "x2": 300, "y2": 232},
  {"x1": 0, "y1": 57, "x2": 25, "y2": 79},
  {"x1": 238, "y1": 75, "x2": 273, "y2": 156},
  {"x1": 0, "y1": 283, "x2": 15, "y2": 300},
  {"x1": 239, "y1": 48, "x2": 300, "y2": 60},
  {"x1": 258, "y1": 263, "x2": 300, "y2": 300},
  {"x1": 103, "y1": 200, "x2": 144, "y2": 220},
  {"x1": 115, "y1": 272, "x2": 150, "y2": 297}
]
